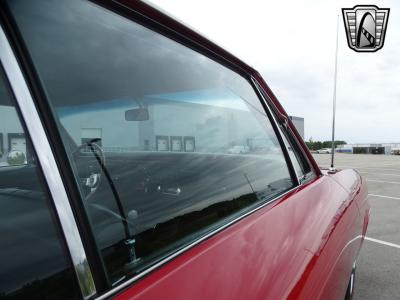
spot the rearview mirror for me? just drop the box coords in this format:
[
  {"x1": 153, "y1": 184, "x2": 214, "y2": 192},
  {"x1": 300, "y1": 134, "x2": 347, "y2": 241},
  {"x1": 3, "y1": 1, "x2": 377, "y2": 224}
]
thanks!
[{"x1": 125, "y1": 108, "x2": 149, "y2": 121}]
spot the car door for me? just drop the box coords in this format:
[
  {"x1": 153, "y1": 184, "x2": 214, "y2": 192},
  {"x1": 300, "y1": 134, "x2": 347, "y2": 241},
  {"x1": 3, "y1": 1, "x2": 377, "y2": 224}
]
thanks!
[
  {"x1": 255, "y1": 81, "x2": 364, "y2": 299},
  {"x1": 1, "y1": 1, "x2": 364, "y2": 299}
]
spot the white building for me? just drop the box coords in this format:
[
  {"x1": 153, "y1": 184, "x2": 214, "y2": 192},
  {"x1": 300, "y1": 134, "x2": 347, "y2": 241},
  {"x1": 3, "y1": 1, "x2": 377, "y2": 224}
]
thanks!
[
  {"x1": 57, "y1": 90, "x2": 278, "y2": 155},
  {"x1": 336, "y1": 143, "x2": 400, "y2": 155},
  {"x1": 0, "y1": 106, "x2": 25, "y2": 164},
  {"x1": 289, "y1": 116, "x2": 304, "y2": 139}
]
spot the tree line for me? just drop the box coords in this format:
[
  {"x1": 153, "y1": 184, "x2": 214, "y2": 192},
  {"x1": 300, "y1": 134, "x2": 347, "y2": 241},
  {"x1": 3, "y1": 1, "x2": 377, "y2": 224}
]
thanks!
[{"x1": 305, "y1": 138, "x2": 346, "y2": 151}]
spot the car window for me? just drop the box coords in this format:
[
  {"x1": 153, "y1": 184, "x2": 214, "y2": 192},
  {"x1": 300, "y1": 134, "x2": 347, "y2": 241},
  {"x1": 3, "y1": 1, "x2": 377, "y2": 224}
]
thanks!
[
  {"x1": 279, "y1": 126, "x2": 312, "y2": 179},
  {"x1": 0, "y1": 133, "x2": 3, "y2": 158},
  {"x1": 0, "y1": 68, "x2": 80, "y2": 299},
  {"x1": 283, "y1": 138, "x2": 304, "y2": 178},
  {"x1": 0, "y1": 92, "x2": 27, "y2": 167},
  {"x1": 280, "y1": 126, "x2": 314, "y2": 181},
  {"x1": 7, "y1": 0, "x2": 295, "y2": 286}
]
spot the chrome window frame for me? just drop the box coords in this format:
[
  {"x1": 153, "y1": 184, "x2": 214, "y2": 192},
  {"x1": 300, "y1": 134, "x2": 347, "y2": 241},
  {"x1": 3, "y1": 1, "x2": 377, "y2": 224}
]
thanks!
[
  {"x1": 276, "y1": 123, "x2": 315, "y2": 184},
  {"x1": 0, "y1": 26, "x2": 96, "y2": 299},
  {"x1": 251, "y1": 78, "x2": 316, "y2": 185},
  {"x1": 250, "y1": 77, "x2": 302, "y2": 186}
]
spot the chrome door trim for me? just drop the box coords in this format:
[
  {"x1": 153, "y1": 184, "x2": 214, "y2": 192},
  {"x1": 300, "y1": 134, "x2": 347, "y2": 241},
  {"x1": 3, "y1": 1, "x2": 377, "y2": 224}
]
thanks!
[{"x1": 0, "y1": 26, "x2": 96, "y2": 299}]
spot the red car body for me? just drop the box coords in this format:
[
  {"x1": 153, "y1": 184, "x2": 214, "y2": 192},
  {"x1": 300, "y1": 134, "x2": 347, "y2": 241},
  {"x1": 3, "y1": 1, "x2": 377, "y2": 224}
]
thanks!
[
  {"x1": 0, "y1": 1, "x2": 370, "y2": 299},
  {"x1": 114, "y1": 171, "x2": 368, "y2": 300},
  {"x1": 104, "y1": 1, "x2": 370, "y2": 299}
]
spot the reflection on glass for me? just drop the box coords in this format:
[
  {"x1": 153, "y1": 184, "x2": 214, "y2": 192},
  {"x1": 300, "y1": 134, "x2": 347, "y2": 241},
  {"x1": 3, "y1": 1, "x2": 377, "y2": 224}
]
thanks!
[
  {"x1": 8, "y1": 0, "x2": 294, "y2": 286},
  {"x1": 0, "y1": 69, "x2": 79, "y2": 298}
]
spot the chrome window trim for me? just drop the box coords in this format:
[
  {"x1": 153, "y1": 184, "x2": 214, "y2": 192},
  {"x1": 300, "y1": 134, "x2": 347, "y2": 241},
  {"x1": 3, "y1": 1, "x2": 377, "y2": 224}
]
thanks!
[
  {"x1": 95, "y1": 185, "x2": 297, "y2": 300},
  {"x1": 0, "y1": 26, "x2": 96, "y2": 299},
  {"x1": 299, "y1": 171, "x2": 317, "y2": 185},
  {"x1": 250, "y1": 77, "x2": 301, "y2": 186},
  {"x1": 251, "y1": 81, "x2": 315, "y2": 179}
]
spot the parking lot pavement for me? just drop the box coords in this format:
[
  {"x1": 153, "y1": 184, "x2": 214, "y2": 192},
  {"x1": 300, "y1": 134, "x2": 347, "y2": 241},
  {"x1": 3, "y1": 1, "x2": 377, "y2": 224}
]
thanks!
[{"x1": 312, "y1": 153, "x2": 400, "y2": 300}]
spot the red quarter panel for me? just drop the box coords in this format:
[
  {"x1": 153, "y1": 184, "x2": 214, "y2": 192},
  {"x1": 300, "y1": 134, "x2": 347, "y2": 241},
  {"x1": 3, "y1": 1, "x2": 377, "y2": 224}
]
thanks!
[{"x1": 114, "y1": 174, "x2": 362, "y2": 300}]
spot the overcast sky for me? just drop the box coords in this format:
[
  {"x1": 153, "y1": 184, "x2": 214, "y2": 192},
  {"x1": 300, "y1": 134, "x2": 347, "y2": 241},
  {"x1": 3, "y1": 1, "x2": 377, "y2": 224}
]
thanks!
[{"x1": 150, "y1": 0, "x2": 400, "y2": 144}]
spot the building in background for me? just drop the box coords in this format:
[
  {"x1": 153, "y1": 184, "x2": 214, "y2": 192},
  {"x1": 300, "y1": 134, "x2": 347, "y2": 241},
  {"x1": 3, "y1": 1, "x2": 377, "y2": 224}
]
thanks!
[
  {"x1": 289, "y1": 116, "x2": 304, "y2": 139},
  {"x1": 0, "y1": 107, "x2": 25, "y2": 165},
  {"x1": 56, "y1": 89, "x2": 281, "y2": 156},
  {"x1": 336, "y1": 143, "x2": 400, "y2": 155}
]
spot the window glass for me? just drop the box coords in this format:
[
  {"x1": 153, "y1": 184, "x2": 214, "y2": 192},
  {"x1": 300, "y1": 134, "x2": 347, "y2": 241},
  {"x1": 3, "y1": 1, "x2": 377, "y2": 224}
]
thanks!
[
  {"x1": 0, "y1": 69, "x2": 79, "y2": 299},
  {"x1": 280, "y1": 129, "x2": 305, "y2": 177},
  {"x1": 279, "y1": 126, "x2": 311, "y2": 178},
  {"x1": 8, "y1": 0, "x2": 294, "y2": 286},
  {"x1": 0, "y1": 82, "x2": 26, "y2": 167},
  {"x1": 0, "y1": 133, "x2": 3, "y2": 158}
]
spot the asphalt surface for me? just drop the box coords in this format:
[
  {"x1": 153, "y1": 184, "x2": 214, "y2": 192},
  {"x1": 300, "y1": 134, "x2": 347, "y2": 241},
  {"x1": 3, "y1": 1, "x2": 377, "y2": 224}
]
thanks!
[{"x1": 313, "y1": 153, "x2": 400, "y2": 300}]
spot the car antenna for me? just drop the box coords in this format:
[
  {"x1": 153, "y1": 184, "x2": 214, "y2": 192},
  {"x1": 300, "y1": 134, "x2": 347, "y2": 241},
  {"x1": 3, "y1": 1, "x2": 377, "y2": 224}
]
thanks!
[{"x1": 330, "y1": 15, "x2": 339, "y2": 173}]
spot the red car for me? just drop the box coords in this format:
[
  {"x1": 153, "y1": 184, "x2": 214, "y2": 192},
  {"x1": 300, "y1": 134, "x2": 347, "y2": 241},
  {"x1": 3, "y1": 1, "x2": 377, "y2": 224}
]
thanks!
[{"x1": 0, "y1": 1, "x2": 369, "y2": 299}]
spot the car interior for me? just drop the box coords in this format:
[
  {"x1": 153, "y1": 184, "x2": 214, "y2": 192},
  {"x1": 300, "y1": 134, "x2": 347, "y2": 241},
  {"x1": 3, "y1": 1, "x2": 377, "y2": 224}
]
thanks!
[
  {"x1": 60, "y1": 101, "x2": 294, "y2": 282},
  {"x1": 0, "y1": 80, "x2": 294, "y2": 286}
]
